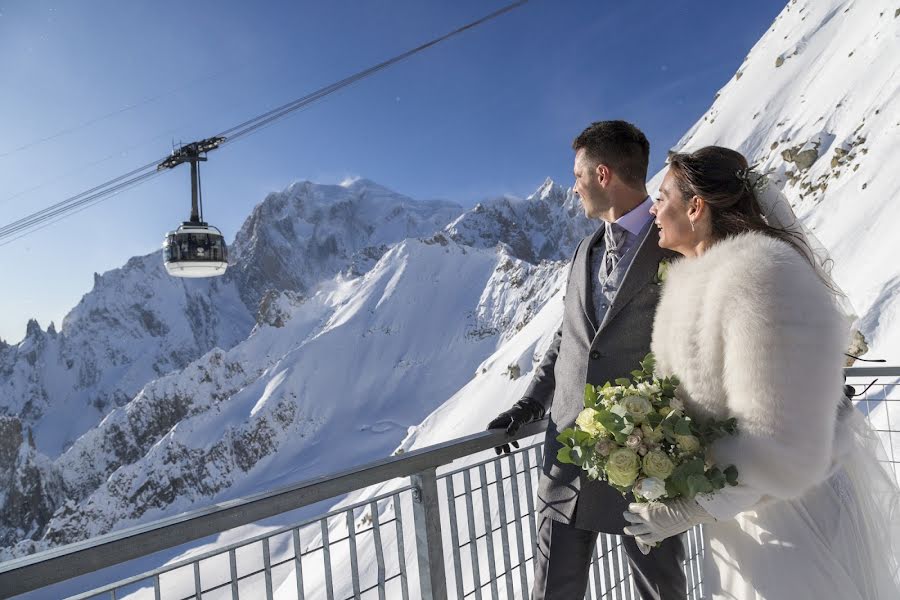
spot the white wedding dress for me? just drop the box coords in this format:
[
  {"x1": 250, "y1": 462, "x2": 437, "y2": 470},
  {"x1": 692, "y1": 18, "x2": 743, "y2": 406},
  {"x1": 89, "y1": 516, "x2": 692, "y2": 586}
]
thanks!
[
  {"x1": 699, "y1": 409, "x2": 900, "y2": 600},
  {"x1": 650, "y1": 230, "x2": 900, "y2": 600}
]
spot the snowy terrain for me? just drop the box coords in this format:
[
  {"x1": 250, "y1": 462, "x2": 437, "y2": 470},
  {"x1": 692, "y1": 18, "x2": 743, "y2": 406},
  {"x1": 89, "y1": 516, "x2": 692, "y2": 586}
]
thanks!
[
  {"x1": 0, "y1": 174, "x2": 592, "y2": 565},
  {"x1": 2, "y1": 0, "x2": 899, "y2": 597}
]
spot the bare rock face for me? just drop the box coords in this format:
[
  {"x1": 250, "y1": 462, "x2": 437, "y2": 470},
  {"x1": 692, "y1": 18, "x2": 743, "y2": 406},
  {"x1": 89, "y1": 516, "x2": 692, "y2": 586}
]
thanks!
[
  {"x1": 41, "y1": 397, "x2": 315, "y2": 549},
  {"x1": 781, "y1": 141, "x2": 821, "y2": 171},
  {"x1": 445, "y1": 179, "x2": 595, "y2": 264},
  {"x1": 228, "y1": 179, "x2": 462, "y2": 312},
  {"x1": 256, "y1": 290, "x2": 306, "y2": 328},
  {"x1": 0, "y1": 417, "x2": 64, "y2": 547}
]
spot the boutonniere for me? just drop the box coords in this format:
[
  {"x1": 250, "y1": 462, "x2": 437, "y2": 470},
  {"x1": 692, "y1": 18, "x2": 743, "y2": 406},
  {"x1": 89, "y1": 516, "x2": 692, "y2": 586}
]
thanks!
[{"x1": 653, "y1": 259, "x2": 671, "y2": 285}]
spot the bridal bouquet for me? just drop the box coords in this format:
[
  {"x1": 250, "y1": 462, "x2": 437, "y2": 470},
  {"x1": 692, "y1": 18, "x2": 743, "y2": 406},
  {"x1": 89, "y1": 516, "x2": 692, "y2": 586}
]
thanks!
[{"x1": 556, "y1": 353, "x2": 739, "y2": 502}]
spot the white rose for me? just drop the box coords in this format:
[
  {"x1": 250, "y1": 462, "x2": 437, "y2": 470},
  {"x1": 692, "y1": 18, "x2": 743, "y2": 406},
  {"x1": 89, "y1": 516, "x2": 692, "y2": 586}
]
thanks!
[
  {"x1": 634, "y1": 477, "x2": 667, "y2": 501},
  {"x1": 636, "y1": 382, "x2": 661, "y2": 398},
  {"x1": 622, "y1": 395, "x2": 653, "y2": 424},
  {"x1": 625, "y1": 433, "x2": 643, "y2": 449},
  {"x1": 595, "y1": 440, "x2": 616, "y2": 457}
]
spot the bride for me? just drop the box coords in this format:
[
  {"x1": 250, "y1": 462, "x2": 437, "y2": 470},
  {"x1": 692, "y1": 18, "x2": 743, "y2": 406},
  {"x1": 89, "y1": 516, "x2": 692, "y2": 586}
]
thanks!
[{"x1": 622, "y1": 146, "x2": 900, "y2": 599}]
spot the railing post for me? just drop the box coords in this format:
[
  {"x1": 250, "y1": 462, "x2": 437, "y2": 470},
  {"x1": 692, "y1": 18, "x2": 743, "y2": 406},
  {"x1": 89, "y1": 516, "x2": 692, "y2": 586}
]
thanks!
[{"x1": 411, "y1": 467, "x2": 448, "y2": 600}]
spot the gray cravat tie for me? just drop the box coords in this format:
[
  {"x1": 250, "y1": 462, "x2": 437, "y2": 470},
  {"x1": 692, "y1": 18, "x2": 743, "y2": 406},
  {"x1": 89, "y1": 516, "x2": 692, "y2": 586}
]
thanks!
[{"x1": 604, "y1": 221, "x2": 627, "y2": 276}]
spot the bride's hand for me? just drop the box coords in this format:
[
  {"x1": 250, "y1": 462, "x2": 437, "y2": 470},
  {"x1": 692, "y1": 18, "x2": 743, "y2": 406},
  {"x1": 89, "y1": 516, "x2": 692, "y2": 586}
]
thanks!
[{"x1": 623, "y1": 498, "x2": 716, "y2": 550}]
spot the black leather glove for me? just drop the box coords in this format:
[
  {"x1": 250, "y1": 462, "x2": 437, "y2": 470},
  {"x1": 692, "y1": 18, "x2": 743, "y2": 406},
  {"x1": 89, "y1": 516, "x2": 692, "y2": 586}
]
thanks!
[{"x1": 486, "y1": 398, "x2": 545, "y2": 455}]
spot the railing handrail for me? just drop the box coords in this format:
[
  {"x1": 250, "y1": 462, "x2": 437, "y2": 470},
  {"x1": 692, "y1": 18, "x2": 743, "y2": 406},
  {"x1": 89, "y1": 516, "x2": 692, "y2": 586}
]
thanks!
[
  {"x1": 844, "y1": 365, "x2": 900, "y2": 377},
  {"x1": 2, "y1": 365, "x2": 896, "y2": 596},
  {"x1": 0, "y1": 419, "x2": 549, "y2": 596}
]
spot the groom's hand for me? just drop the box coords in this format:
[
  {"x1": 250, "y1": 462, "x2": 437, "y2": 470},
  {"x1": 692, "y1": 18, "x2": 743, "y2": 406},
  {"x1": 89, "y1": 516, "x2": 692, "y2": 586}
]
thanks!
[
  {"x1": 622, "y1": 498, "x2": 716, "y2": 551},
  {"x1": 486, "y1": 398, "x2": 545, "y2": 455}
]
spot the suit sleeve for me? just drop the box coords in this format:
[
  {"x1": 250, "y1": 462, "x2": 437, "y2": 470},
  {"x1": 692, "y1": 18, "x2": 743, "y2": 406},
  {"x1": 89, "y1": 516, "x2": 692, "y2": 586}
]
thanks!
[
  {"x1": 520, "y1": 240, "x2": 584, "y2": 413},
  {"x1": 698, "y1": 254, "x2": 848, "y2": 519}
]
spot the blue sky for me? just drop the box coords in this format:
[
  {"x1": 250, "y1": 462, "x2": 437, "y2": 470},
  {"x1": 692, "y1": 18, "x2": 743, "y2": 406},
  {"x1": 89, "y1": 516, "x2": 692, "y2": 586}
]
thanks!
[{"x1": 0, "y1": 0, "x2": 786, "y2": 343}]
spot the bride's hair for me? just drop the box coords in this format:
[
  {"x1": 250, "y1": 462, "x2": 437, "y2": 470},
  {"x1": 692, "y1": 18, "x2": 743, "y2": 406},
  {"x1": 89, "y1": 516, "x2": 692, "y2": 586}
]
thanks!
[{"x1": 667, "y1": 146, "x2": 817, "y2": 270}]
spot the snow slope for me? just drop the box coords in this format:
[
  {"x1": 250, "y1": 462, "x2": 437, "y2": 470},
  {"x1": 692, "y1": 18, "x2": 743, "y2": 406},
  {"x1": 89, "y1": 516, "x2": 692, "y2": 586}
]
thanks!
[{"x1": 5, "y1": 1, "x2": 900, "y2": 597}]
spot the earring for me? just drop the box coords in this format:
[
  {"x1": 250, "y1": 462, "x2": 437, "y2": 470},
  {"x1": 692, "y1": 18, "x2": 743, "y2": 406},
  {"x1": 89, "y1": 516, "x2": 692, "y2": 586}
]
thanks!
[{"x1": 690, "y1": 220, "x2": 695, "y2": 232}]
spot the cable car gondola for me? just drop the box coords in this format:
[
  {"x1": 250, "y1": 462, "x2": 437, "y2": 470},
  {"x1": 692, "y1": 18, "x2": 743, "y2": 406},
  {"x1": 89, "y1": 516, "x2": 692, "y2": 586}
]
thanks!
[
  {"x1": 160, "y1": 138, "x2": 228, "y2": 278},
  {"x1": 163, "y1": 222, "x2": 227, "y2": 277}
]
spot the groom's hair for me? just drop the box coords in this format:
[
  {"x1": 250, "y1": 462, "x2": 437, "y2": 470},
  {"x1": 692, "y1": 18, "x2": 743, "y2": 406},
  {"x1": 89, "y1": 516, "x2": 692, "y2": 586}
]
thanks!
[{"x1": 572, "y1": 120, "x2": 650, "y2": 189}]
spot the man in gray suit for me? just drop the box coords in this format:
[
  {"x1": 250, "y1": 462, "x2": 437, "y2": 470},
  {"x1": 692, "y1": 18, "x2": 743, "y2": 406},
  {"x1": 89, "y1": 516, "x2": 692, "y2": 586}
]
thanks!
[{"x1": 487, "y1": 121, "x2": 684, "y2": 599}]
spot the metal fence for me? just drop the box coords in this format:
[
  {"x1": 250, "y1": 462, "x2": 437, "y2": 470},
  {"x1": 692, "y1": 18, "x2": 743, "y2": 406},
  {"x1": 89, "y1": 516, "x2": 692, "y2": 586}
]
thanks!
[{"x1": 1, "y1": 366, "x2": 897, "y2": 600}]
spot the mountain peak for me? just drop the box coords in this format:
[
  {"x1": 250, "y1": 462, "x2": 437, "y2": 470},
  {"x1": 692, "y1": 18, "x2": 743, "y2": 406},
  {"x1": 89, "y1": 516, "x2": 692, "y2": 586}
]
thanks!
[
  {"x1": 445, "y1": 180, "x2": 594, "y2": 263},
  {"x1": 25, "y1": 318, "x2": 43, "y2": 339}
]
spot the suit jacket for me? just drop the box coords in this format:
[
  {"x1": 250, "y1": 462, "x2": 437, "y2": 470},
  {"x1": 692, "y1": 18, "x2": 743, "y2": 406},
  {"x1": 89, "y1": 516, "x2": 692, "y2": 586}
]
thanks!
[{"x1": 523, "y1": 219, "x2": 675, "y2": 533}]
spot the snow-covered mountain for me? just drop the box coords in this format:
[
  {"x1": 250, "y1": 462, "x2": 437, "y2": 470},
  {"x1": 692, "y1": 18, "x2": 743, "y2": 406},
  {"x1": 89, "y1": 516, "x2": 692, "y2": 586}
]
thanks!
[
  {"x1": 0, "y1": 175, "x2": 590, "y2": 558},
  {"x1": 663, "y1": 0, "x2": 900, "y2": 358},
  {"x1": 270, "y1": 1, "x2": 900, "y2": 596},
  {"x1": 4, "y1": 1, "x2": 900, "y2": 596},
  {"x1": 445, "y1": 178, "x2": 592, "y2": 263}
]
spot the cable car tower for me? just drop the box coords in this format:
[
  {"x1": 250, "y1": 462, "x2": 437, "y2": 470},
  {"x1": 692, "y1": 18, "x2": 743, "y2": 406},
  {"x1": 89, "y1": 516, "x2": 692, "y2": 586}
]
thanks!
[{"x1": 158, "y1": 137, "x2": 228, "y2": 277}]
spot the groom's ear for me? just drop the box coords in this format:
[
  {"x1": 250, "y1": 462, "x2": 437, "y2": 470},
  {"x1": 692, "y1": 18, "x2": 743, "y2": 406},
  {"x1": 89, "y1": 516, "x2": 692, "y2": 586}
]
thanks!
[{"x1": 594, "y1": 163, "x2": 612, "y2": 186}]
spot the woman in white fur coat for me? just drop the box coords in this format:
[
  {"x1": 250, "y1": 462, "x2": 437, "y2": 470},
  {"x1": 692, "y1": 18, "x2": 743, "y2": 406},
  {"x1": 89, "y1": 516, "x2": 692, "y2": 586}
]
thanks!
[{"x1": 622, "y1": 146, "x2": 900, "y2": 599}]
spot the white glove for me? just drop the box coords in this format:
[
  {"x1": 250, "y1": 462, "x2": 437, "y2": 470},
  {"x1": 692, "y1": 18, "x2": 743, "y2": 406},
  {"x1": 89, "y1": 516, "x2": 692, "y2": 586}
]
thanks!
[{"x1": 623, "y1": 498, "x2": 716, "y2": 554}]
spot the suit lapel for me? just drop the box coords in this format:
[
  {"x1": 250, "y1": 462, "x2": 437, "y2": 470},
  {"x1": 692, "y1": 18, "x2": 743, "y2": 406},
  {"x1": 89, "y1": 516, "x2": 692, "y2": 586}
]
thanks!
[
  {"x1": 596, "y1": 220, "x2": 667, "y2": 335},
  {"x1": 579, "y1": 225, "x2": 605, "y2": 332}
]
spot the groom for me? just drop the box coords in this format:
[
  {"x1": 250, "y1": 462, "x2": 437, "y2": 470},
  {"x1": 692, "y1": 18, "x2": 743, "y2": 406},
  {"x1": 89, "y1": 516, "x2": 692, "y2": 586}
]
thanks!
[{"x1": 487, "y1": 121, "x2": 684, "y2": 599}]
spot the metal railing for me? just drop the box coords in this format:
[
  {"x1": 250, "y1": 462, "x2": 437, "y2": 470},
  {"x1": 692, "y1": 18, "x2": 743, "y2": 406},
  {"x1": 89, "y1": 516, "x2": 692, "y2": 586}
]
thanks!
[{"x1": 1, "y1": 366, "x2": 898, "y2": 600}]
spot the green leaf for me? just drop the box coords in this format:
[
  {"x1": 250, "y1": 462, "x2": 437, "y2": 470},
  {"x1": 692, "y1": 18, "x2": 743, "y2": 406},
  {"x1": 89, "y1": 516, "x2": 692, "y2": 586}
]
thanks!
[
  {"x1": 595, "y1": 409, "x2": 625, "y2": 434},
  {"x1": 584, "y1": 385, "x2": 599, "y2": 409},
  {"x1": 672, "y1": 457, "x2": 706, "y2": 479},
  {"x1": 646, "y1": 412, "x2": 663, "y2": 428},
  {"x1": 724, "y1": 465, "x2": 739, "y2": 486},
  {"x1": 660, "y1": 381, "x2": 677, "y2": 398},
  {"x1": 707, "y1": 468, "x2": 726, "y2": 490},
  {"x1": 557, "y1": 447, "x2": 573, "y2": 464},
  {"x1": 556, "y1": 428, "x2": 577, "y2": 446},
  {"x1": 674, "y1": 418, "x2": 692, "y2": 436},
  {"x1": 685, "y1": 474, "x2": 714, "y2": 498},
  {"x1": 665, "y1": 478, "x2": 678, "y2": 497},
  {"x1": 661, "y1": 419, "x2": 677, "y2": 442},
  {"x1": 571, "y1": 445, "x2": 585, "y2": 466},
  {"x1": 630, "y1": 369, "x2": 646, "y2": 381},
  {"x1": 615, "y1": 378, "x2": 632, "y2": 387},
  {"x1": 612, "y1": 432, "x2": 628, "y2": 444},
  {"x1": 573, "y1": 430, "x2": 593, "y2": 445},
  {"x1": 640, "y1": 353, "x2": 656, "y2": 374}
]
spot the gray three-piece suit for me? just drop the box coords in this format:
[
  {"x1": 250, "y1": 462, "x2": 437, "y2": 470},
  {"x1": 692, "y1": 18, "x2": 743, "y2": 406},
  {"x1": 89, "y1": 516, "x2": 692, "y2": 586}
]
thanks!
[{"x1": 522, "y1": 216, "x2": 685, "y2": 600}]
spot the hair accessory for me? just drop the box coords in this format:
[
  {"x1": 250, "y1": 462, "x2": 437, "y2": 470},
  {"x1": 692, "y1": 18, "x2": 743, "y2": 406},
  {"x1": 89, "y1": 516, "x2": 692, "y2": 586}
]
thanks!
[{"x1": 735, "y1": 163, "x2": 767, "y2": 195}]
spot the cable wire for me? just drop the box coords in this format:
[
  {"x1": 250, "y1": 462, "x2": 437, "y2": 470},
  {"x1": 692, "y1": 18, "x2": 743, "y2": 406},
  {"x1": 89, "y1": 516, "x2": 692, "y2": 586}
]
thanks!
[
  {"x1": 0, "y1": 158, "x2": 165, "y2": 240},
  {"x1": 0, "y1": 0, "x2": 528, "y2": 246},
  {"x1": 217, "y1": 0, "x2": 528, "y2": 144}
]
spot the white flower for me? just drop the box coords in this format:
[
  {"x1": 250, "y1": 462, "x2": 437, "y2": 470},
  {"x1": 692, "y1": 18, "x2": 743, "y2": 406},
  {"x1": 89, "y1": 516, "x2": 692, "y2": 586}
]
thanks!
[
  {"x1": 636, "y1": 382, "x2": 661, "y2": 398},
  {"x1": 595, "y1": 440, "x2": 616, "y2": 456},
  {"x1": 675, "y1": 434, "x2": 701, "y2": 455},
  {"x1": 575, "y1": 408, "x2": 605, "y2": 437},
  {"x1": 622, "y1": 395, "x2": 654, "y2": 424},
  {"x1": 625, "y1": 433, "x2": 643, "y2": 449},
  {"x1": 634, "y1": 477, "x2": 667, "y2": 501}
]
